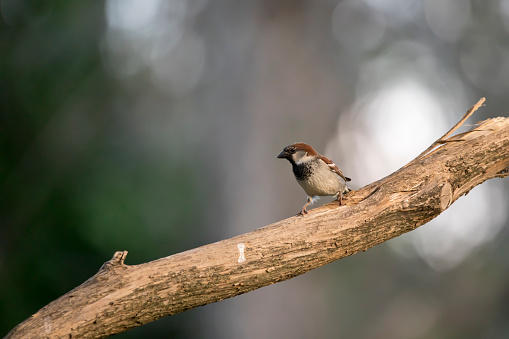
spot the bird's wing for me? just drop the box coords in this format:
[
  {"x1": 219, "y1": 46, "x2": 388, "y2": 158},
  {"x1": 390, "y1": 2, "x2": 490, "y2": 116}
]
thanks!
[{"x1": 319, "y1": 155, "x2": 351, "y2": 182}]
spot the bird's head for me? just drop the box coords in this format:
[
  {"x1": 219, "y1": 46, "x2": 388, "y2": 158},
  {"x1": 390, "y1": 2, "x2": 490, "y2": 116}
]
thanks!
[{"x1": 277, "y1": 142, "x2": 318, "y2": 165}]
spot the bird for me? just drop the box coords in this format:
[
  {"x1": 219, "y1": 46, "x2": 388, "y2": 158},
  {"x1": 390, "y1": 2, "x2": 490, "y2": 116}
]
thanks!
[{"x1": 277, "y1": 142, "x2": 351, "y2": 216}]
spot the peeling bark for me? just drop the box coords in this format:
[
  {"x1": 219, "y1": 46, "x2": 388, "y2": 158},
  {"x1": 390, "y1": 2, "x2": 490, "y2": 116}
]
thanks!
[{"x1": 6, "y1": 99, "x2": 509, "y2": 339}]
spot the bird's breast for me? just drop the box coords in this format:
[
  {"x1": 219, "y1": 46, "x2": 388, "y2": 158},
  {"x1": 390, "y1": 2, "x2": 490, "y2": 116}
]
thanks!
[{"x1": 297, "y1": 168, "x2": 346, "y2": 197}]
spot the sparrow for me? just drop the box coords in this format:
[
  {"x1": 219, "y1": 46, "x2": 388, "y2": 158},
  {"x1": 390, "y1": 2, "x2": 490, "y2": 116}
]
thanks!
[{"x1": 277, "y1": 142, "x2": 351, "y2": 215}]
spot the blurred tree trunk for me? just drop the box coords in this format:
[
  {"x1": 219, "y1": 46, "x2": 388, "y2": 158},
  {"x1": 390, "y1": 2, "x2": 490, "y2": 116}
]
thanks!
[{"x1": 6, "y1": 104, "x2": 509, "y2": 339}]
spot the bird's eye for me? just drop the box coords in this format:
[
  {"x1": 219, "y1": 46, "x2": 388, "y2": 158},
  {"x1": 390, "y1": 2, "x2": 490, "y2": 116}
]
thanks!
[{"x1": 289, "y1": 148, "x2": 296, "y2": 153}]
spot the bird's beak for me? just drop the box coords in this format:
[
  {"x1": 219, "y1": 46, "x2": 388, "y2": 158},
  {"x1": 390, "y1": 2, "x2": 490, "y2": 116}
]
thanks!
[{"x1": 277, "y1": 150, "x2": 287, "y2": 159}]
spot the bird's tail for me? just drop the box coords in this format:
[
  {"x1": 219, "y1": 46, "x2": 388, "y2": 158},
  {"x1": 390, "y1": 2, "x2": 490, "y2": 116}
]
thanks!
[{"x1": 342, "y1": 186, "x2": 351, "y2": 194}]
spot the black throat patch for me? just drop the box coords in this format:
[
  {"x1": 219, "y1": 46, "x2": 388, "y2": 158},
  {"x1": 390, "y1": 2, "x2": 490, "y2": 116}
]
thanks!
[{"x1": 292, "y1": 162, "x2": 313, "y2": 181}]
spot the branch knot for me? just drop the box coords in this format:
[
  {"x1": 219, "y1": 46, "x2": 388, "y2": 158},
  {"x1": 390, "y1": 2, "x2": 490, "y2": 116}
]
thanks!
[{"x1": 98, "y1": 251, "x2": 129, "y2": 273}]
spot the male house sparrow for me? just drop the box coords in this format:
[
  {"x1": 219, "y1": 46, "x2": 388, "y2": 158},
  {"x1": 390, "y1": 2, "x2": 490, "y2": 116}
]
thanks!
[{"x1": 277, "y1": 142, "x2": 351, "y2": 215}]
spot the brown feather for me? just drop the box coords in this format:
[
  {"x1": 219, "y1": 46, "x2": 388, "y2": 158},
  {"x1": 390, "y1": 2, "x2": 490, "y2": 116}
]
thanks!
[
  {"x1": 291, "y1": 142, "x2": 318, "y2": 156},
  {"x1": 319, "y1": 155, "x2": 351, "y2": 182}
]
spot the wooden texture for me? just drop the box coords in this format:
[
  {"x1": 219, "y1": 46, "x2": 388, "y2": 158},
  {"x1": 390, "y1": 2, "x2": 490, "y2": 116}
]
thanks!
[{"x1": 6, "y1": 101, "x2": 509, "y2": 338}]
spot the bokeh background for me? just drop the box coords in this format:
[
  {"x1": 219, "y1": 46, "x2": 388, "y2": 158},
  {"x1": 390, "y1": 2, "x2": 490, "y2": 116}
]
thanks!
[{"x1": 2, "y1": 0, "x2": 509, "y2": 338}]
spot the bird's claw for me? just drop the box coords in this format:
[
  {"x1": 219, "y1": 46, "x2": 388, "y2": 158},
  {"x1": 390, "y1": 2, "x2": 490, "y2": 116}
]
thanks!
[{"x1": 297, "y1": 209, "x2": 308, "y2": 216}]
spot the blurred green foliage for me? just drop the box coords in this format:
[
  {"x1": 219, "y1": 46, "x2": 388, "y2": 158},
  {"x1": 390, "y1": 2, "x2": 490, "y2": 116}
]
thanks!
[{"x1": 0, "y1": 2, "x2": 204, "y2": 337}]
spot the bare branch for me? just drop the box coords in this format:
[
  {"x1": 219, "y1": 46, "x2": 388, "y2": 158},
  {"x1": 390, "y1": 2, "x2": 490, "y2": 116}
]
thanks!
[
  {"x1": 406, "y1": 97, "x2": 485, "y2": 166},
  {"x1": 6, "y1": 99, "x2": 509, "y2": 339}
]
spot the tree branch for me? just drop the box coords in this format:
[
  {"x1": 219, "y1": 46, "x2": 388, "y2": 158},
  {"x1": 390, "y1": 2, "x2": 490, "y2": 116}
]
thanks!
[
  {"x1": 407, "y1": 97, "x2": 485, "y2": 166},
  {"x1": 6, "y1": 99, "x2": 509, "y2": 339}
]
